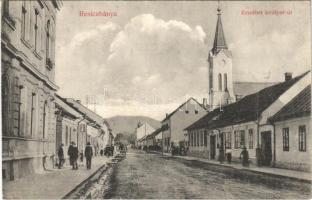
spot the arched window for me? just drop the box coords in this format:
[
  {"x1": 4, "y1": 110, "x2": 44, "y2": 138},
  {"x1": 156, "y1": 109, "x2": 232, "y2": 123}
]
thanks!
[
  {"x1": 2, "y1": 76, "x2": 9, "y2": 135},
  {"x1": 43, "y1": 100, "x2": 47, "y2": 139},
  {"x1": 46, "y1": 20, "x2": 50, "y2": 60},
  {"x1": 34, "y1": 9, "x2": 39, "y2": 51},
  {"x1": 21, "y1": 1, "x2": 27, "y2": 40},
  {"x1": 218, "y1": 73, "x2": 222, "y2": 91},
  {"x1": 224, "y1": 73, "x2": 228, "y2": 91}
]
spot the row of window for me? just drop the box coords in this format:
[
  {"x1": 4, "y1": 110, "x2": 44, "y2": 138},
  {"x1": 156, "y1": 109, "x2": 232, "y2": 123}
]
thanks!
[
  {"x1": 209, "y1": 72, "x2": 228, "y2": 92},
  {"x1": 232, "y1": 129, "x2": 254, "y2": 149},
  {"x1": 3, "y1": 0, "x2": 55, "y2": 68},
  {"x1": 218, "y1": 73, "x2": 228, "y2": 92},
  {"x1": 65, "y1": 126, "x2": 73, "y2": 146},
  {"x1": 164, "y1": 138, "x2": 171, "y2": 146},
  {"x1": 21, "y1": 1, "x2": 55, "y2": 68},
  {"x1": 189, "y1": 130, "x2": 208, "y2": 147},
  {"x1": 282, "y1": 126, "x2": 306, "y2": 152},
  {"x1": 189, "y1": 129, "x2": 254, "y2": 149},
  {"x1": 2, "y1": 78, "x2": 51, "y2": 139},
  {"x1": 64, "y1": 125, "x2": 89, "y2": 146}
]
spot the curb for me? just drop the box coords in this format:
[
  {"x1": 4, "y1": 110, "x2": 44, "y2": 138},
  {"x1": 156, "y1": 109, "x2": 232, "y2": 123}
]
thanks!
[
  {"x1": 61, "y1": 156, "x2": 118, "y2": 199},
  {"x1": 62, "y1": 154, "x2": 125, "y2": 199},
  {"x1": 62, "y1": 163, "x2": 108, "y2": 199},
  {"x1": 155, "y1": 151, "x2": 311, "y2": 184}
]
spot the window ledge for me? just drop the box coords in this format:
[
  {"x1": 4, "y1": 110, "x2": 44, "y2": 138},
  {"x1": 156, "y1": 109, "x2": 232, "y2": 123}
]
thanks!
[
  {"x1": 2, "y1": 135, "x2": 48, "y2": 142},
  {"x1": 3, "y1": 15, "x2": 16, "y2": 30},
  {"x1": 33, "y1": 50, "x2": 42, "y2": 60},
  {"x1": 21, "y1": 38, "x2": 32, "y2": 49}
]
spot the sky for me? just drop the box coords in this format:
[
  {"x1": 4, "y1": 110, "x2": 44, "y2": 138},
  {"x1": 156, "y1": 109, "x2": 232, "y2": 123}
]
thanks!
[{"x1": 55, "y1": 1, "x2": 311, "y2": 120}]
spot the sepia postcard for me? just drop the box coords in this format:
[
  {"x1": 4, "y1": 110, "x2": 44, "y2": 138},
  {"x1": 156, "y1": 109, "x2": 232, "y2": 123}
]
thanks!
[{"x1": 1, "y1": 0, "x2": 311, "y2": 199}]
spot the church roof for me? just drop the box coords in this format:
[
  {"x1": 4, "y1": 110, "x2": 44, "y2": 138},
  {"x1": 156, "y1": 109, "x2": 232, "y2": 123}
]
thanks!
[
  {"x1": 269, "y1": 85, "x2": 311, "y2": 122},
  {"x1": 212, "y1": 8, "x2": 228, "y2": 55},
  {"x1": 185, "y1": 71, "x2": 310, "y2": 131}
]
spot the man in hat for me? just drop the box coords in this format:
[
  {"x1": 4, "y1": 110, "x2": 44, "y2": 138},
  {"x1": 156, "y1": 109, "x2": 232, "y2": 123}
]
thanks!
[
  {"x1": 240, "y1": 146, "x2": 249, "y2": 167},
  {"x1": 72, "y1": 142, "x2": 79, "y2": 170},
  {"x1": 58, "y1": 143, "x2": 65, "y2": 169},
  {"x1": 68, "y1": 142, "x2": 75, "y2": 169},
  {"x1": 85, "y1": 142, "x2": 93, "y2": 170}
]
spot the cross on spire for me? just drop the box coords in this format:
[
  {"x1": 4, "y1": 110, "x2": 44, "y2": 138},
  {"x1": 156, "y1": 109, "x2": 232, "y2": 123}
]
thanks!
[
  {"x1": 212, "y1": 1, "x2": 228, "y2": 55},
  {"x1": 217, "y1": 0, "x2": 221, "y2": 13}
]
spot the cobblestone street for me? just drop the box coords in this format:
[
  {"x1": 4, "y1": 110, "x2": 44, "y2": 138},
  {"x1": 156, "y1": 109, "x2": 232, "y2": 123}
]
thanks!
[{"x1": 103, "y1": 150, "x2": 311, "y2": 199}]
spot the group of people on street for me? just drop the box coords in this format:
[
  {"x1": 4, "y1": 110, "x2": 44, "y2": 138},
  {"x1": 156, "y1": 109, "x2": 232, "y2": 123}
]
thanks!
[
  {"x1": 218, "y1": 146, "x2": 249, "y2": 166},
  {"x1": 103, "y1": 145, "x2": 115, "y2": 157},
  {"x1": 57, "y1": 141, "x2": 94, "y2": 170}
]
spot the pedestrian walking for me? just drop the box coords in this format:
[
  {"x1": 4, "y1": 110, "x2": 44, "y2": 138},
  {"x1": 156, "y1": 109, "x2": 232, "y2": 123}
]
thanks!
[
  {"x1": 85, "y1": 142, "x2": 93, "y2": 170},
  {"x1": 58, "y1": 143, "x2": 65, "y2": 169},
  {"x1": 72, "y1": 142, "x2": 79, "y2": 170},
  {"x1": 68, "y1": 142, "x2": 75, "y2": 169},
  {"x1": 226, "y1": 150, "x2": 232, "y2": 164},
  {"x1": 240, "y1": 146, "x2": 249, "y2": 167},
  {"x1": 219, "y1": 146, "x2": 225, "y2": 164}
]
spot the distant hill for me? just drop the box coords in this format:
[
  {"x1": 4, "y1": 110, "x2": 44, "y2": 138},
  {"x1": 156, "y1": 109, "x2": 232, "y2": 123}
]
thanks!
[{"x1": 106, "y1": 115, "x2": 161, "y2": 136}]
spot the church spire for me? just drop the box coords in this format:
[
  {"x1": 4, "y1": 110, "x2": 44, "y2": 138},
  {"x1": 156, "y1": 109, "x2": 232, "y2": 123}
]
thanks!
[{"x1": 212, "y1": 6, "x2": 228, "y2": 55}]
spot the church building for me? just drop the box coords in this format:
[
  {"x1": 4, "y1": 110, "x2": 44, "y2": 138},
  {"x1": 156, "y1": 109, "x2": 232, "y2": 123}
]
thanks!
[
  {"x1": 208, "y1": 7, "x2": 235, "y2": 110},
  {"x1": 184, "y1": 7, "x2": 311, "y2": 171}
]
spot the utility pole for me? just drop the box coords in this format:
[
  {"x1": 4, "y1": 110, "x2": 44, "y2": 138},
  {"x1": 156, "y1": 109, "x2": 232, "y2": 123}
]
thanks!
[{"x1": 162, "y1": 127, "x2": 164, "y2": 156}]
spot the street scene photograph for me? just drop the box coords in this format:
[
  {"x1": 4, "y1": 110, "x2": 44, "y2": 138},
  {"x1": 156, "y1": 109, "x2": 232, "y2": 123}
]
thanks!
[{"x1": 1, "y1": 0, "x2": 311, "y2": 199}]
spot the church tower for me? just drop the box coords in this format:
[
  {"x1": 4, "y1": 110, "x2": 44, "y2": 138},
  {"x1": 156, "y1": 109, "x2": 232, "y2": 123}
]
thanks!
[{"x1": 208, "y1": 6, "x2": 235, "y2": 111}]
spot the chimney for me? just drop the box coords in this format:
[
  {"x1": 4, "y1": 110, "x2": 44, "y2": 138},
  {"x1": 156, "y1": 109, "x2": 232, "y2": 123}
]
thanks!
[
  {"x1": 284, "y1": 72, "x2": 292, "y2": 82},
  {"x1": 202, "y1": 98, "x2": 207, "y2": 108}
]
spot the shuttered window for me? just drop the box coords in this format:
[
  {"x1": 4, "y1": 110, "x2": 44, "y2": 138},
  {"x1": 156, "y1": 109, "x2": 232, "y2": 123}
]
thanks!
[{"x1": 282, "y1": 128, "x2": 289, "y2": 151}]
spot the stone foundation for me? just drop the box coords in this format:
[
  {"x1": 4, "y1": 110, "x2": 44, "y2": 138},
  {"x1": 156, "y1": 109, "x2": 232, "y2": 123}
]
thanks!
[
  {"x1": 274, "y1": 161, "x2": 311, "y2": 172},
  {"x1": 2, "y1": 155, "x2": 57, "y2": 181},
  {"x1": 187, "y1": 150, "x2": 210, "y2": 159}
]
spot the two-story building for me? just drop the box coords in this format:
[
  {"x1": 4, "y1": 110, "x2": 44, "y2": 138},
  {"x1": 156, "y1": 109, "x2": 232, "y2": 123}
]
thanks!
[
  {"x1": 2, "y1": 0, "x2": 62, "y2": 180},
  {"x1": 161, "y1": 97, "x2": 207, "y2": 152},
  {"x1": 135, "y1": 122, "x2": 155, "y2": 149}
]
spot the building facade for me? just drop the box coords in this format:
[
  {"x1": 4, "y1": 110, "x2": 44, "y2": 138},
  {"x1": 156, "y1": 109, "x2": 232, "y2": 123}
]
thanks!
[
  {"x1": 208, "y1": 7, "x2": 235, "y2": 110},
  {"x1": 55, "y1": 94, "x2": 84, "y2": 164},
  {"x1": 269, "y1": 85, "x2": 311, "y2": 171},
  {"x1": 161, "y1": 98, "x2": 207, "y2": 152},
  {"x1": 135, "y1": 122, "x2": 155, "y2": 148},
  {"x1": 2, "y1": 0, "x2": 62, "y2": 180},
  {"x1": 63, "y1": 98, "x2": 112, "y2": 151},
  {"x1": 186, "y1": 71, "x2": 311, "y2": 169}
]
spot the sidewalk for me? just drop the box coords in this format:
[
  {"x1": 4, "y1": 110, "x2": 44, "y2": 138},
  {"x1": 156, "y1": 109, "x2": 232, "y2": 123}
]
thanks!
[
  {"x1": 3, "y1": 156, "x2": 114, "y2": 199},
  {"x1": 156, "y1": 151, "x2": 312, "y2": 182}
]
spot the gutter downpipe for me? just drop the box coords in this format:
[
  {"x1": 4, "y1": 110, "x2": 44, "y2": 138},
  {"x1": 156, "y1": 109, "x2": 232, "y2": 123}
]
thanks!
[
  {"x1": 273, "y1": 123, "x2": 276, "y2": 167},
  {"x1": 255, "y1": 92, "x2": 262, "y2": 167},
  {"x1": 162, "y1": 129, "x2": 164, "y2": 156}
]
